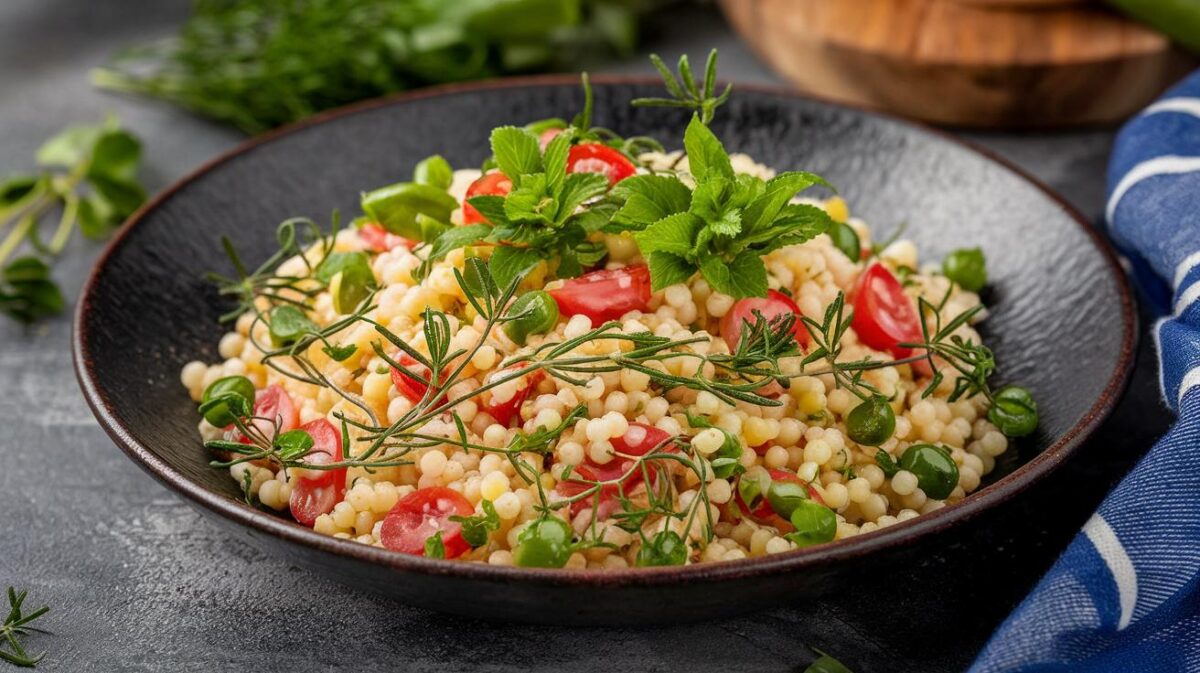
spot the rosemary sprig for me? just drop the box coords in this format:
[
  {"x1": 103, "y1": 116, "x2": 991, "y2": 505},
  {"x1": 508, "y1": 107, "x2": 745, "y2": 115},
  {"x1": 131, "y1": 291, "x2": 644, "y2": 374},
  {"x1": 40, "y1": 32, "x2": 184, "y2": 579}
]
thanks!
[
  {"x1": 0, "y1": 587, "x2": 49, "y2": 668},
  {"x1": 632, "y1": 49, "x2": 732, "y2": 125}
]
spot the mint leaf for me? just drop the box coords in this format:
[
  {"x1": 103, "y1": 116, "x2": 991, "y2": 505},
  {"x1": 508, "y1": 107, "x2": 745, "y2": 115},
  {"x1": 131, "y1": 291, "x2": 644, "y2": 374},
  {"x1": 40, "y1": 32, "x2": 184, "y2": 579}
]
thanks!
[
  {"x1": 726, "y1": 251, "x2": 769, "y2": 298},
  {"x1": 424, "y1": 531, "x2": 446, "y2": 559},
  {"x1": 420, "y1": 224, "x2": 491, "y2": 277},
  {"x1": 699, "y1": 251, "x2": 767, "y2": 298},
  {"x1": 747, "y1": 204, "x2": 833, "y2": 254},
  {"x1": 490, "y1": 126, "x2": 542, "y2": 181},
  {"x1": 542, "y1": 129, "x2": 574, "y2": 191},
  {"x1": 742, "y1": 171, "x2": 830, "y2": 234},
  {"x1": 683, "y1": 114, "x2": 733, "y2": 183},
  {"x1": 610, "y1": 174, "x2": 692, "y2": 229},
  {"x1": 646, "y1": 252, "x2": 695, "y2": 291},
  {"x1": 554, "y1": 172, "x2": 608, "y2": 221},
  {"x1": 504, "y1": 175, "x2": 555, "y2": 225},
  {"x1": 465, "y1": 195, "x2": 509, "y2": 227},
  {"x1": 489, "y1": 246, "x2": 542, "y2": 289},
  {"x1": 635, "y1": 212, "x2": 702, "y2": 256}
]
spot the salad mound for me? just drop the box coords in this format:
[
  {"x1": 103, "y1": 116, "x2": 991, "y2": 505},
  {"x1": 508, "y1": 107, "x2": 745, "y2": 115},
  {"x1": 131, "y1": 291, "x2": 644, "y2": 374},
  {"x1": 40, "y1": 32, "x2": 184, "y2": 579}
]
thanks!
[{"x1": 180, "y1": 52, "x2": 1036, "y2": 569}]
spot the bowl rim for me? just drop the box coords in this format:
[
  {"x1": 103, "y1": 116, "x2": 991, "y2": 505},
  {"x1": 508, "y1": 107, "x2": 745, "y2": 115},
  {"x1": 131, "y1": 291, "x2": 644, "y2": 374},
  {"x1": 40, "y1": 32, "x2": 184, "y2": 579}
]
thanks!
[{"x1": 72, "y1": 74, "x2": 1137, "y2": 587}]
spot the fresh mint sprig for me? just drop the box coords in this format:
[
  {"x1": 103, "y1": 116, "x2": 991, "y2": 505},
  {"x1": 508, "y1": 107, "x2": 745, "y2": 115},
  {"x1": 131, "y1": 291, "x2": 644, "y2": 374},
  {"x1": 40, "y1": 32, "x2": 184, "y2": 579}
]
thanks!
[{"x1": 616, "y1": 115, "x2": 835, "y2": 297}]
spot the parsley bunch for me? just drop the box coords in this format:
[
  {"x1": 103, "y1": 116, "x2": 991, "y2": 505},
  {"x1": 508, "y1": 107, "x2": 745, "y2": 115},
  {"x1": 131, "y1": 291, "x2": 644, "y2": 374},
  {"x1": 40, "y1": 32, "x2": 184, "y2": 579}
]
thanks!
[{"x1": 618, "y1": 116, "x2": 835, "y2": 297}]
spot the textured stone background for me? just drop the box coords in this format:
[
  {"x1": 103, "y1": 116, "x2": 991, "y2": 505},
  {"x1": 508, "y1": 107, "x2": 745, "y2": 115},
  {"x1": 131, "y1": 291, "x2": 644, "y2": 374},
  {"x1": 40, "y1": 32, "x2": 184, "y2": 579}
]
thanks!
[{"x1": 0, "y1": 2, "x2": 1172, "y2": 671}]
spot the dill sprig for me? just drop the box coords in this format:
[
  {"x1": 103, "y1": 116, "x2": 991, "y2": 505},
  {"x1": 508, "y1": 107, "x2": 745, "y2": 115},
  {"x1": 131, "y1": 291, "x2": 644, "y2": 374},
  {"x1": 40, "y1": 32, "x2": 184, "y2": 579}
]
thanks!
[{"x1": 0, "y1": 588, "x2": 49, "y2": 669}]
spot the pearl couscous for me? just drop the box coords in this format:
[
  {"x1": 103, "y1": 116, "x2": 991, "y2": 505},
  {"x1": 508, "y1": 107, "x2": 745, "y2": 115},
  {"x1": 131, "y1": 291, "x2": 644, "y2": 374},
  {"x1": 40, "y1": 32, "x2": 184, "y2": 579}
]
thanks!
[{"x1": 182, "y1": 67, "x2": 1036, "y2": 570}]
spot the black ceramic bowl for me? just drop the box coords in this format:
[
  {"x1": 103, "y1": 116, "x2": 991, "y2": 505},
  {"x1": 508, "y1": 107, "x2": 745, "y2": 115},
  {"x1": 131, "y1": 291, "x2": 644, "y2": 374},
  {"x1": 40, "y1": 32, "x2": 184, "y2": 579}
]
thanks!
[{"x1": 74, "y1": 77, "x2": 1134, "y2": 625}]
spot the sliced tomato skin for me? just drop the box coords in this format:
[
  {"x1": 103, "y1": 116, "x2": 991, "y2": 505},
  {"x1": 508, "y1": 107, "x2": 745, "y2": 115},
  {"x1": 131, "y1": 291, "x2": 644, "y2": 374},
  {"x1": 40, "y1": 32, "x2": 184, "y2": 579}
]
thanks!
[
  {"x1": 720, "y1": 289, "x2": 810, "y2": 351},
  {"x1": 734, "y1": 468, "x2": 825, "y2": 533},
  {"x1": 358, "y1": 223, "x2": 415, "y2": 253},
  {"x1": 462, "y1": 171, "x2": 513, "y2": 225},
  {"x1": 391, "y1": 353, "x2": 446, "y2": 406},
  {"x1": 483, "y1": 364, "x2": 546, "y2": 427},
  {"x1": 851, "y1": 263, "x2": 923, "y2": 359},
  {"x1": 547, "y1": 265, "x2": 652, "y2": 324},
  {"x1": 555, "y1": 423, "x2": 674, "y2": 518},
  {"x1": 380, "y1": 486, "x2": 475, "y2": 558},
  {"x1": 538, "y1": 127, "x2": 564, "y2": 150},
  {"x1": 288, "y1": 419, "x2": 347, "y2": 527},
  {"x1": 566, "y1": 143, "x2": 637, "y2": 186}
]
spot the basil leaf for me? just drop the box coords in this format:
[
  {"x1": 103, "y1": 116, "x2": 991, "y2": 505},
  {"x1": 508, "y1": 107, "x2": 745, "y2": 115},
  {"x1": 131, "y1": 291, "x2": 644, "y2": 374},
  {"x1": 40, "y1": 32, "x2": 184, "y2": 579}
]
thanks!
[
  {"x1": 361, "y1": 182, "x2": 458, "y2": 241},
  {"x1": 413, "y1": 155, "x2": 453, "y2": 189}
]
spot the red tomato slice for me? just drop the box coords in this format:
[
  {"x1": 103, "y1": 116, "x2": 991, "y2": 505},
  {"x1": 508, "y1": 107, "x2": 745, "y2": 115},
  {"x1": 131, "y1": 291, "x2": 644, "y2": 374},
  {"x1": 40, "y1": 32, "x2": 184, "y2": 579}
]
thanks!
[
  {"x1": 555, "y1": 423, "x2": 674, "y2": 518},
  {"x1": 566, "y1": 143, "x2": 636, "y2": 187},
  {"x1": 462, "y1": 171, "x2": 513, "y2": 225},
  {"x1": 851, "y1": 263, "x2": 923, "y2": 359},
  {"x1": 288, "y1": 419, "x2": 347, "y2": 527},
  {"x1": 482, "y1": 363, "x2": 546, "y2": 427},
  {"x1": 734, "y1": 468, "x2": 825, "y2": 532},
  {"x1": 548, "y1": 265, "x2": 652, "y2": 324},
  {"x1": 391, "y1": 353, "x2": 445, "y2": 406},
  {"x1": 721, "y1": 289, "x2": 810, "y2": 351},
  {"x1": 358, "y1": 223, "x2": 415, "y2": 253},
  {"x1": 231, "y1": 384, "x2": 299, "y2": 444},
  {"x1": 380, "y1": 486, "x2": 475, "y2": 558}
]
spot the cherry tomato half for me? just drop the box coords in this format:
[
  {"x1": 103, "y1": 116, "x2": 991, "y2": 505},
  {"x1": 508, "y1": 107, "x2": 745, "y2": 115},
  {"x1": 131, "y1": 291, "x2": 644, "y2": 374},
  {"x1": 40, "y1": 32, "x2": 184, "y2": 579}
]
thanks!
[
  {"x1": 734, "y1": 468, "x2": 825, "y2": 533},
  {"x1": 852, "y1": 263, "x2": 923, "y2": 359},
  {"x1": 547, "y1": 265, "x2": 652, "y2": 325},
  {"x1": 230, "y1": 384, "x2": 299, "y2": 444},
  {"x1": 720, "y1": 289, "x2": 810, "y2": 351},
  {"x1": 538, "y1": 127, "x2": 564, "y2": 150},
  {"x1": 566, "y1": 143, "x2": 637, "y2": 187},
  {"x1": 482, "y1": 363, "x2": 546, "y2": 427},
  {"x1": 462, "y1": 171, "x2": 513, "y2": 225},
  {"x1": 555, "y1": 422, "x2": 674, "y2": 519},
  {"x1": 380, "y1": 486, "x2": 475, "y2": 558},
  {"x1": 391, "y1": 353, "x2": 445, "y2": 406},
  {"x1": 288, "y1": 419, "x2": 347, "y2": 527},
  {"x1": 358, "y1": 223, "x2": 415, "y2": 253}
]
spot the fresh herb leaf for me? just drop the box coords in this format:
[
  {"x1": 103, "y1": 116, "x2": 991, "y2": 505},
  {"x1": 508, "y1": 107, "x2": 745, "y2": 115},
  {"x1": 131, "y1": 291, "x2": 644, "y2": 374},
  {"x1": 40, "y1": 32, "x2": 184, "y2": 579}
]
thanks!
[
  {"x1": 488, "y1": 246, "x2": 543, "y2": 290},
  {"x1": 424, "y1": 531, "x2": 446, "y2": 559},
  {"x1": 450, "y1": 499, "x2": 502, "y2": 548},
  {"x1": 275, "y1": 429, "x2": 315, "y2": 461},
  {"x1": 491, "y1": 126, "x2": 543, "y2": 180},
  {"x1": 682, "y1": 115, "x2": 733, "y2": 183},
  {"x1": 0, "y1": 587, "x2": 50, "y2": 668},
  {"x1": 632, "y1": 50, "x2": 732, "y2": 125}
]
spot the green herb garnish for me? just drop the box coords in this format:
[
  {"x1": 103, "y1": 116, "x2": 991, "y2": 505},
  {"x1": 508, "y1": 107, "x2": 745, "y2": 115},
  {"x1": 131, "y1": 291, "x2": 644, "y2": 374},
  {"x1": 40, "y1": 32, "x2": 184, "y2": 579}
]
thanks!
[{"x1": 0, "y1": 587, "x2": 49, "y2": 668}]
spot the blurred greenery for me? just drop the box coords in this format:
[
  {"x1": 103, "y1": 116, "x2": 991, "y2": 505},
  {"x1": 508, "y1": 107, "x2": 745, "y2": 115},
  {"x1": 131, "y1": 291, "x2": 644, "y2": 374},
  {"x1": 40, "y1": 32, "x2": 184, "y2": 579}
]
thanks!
[
  {"x1": 92, "y1": 0, "x2": 678, "y2": 134},
  {"x1": 1105, "y1": 0, "x2": 1200, "y2": 53}
]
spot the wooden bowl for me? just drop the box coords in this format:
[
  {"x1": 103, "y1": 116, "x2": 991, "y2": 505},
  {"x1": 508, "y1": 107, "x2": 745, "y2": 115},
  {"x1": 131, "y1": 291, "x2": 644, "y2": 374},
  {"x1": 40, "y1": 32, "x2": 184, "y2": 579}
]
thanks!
[{"x1": 719, "y1": 0, "x2": 1195, "y2": 127}]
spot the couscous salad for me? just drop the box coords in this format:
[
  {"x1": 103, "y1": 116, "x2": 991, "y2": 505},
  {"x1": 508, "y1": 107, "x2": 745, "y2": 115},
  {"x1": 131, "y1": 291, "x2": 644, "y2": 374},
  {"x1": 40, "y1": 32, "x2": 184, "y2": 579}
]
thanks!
[{"x1": 181, "y1": 52, "x2": 1037, "y2": 570}]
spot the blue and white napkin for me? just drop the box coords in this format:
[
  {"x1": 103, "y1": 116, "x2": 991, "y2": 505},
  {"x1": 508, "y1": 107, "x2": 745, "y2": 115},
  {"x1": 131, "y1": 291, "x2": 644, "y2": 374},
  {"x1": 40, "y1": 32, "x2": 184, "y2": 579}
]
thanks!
[{"x1": 970, "y1": 70, "x2": 1200, "y2": 672}]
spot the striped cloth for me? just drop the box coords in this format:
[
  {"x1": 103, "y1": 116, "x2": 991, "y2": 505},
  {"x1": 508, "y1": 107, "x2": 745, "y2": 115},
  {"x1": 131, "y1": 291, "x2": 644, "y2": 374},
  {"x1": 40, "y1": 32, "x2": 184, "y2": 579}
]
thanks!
[{"x1": 970, "y1": 71, "x2": 1200, "y2": 672}]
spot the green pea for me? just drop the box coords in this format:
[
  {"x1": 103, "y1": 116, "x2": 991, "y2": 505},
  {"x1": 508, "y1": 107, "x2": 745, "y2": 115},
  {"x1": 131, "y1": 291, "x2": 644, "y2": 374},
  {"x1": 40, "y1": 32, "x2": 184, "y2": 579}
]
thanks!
[
  {"x1": 942, "y1": 247, "x2": 987, "y2": 292},
  {"x1": 636, "y1": 530, "x2": 688, "y2": 567},
  {"x1": 987, "y1": 385, "x2": 1038, "y2": 438},
  {"x1": 199, "y1": 375, "x2": 255, "y2": 427},
  {"x1": 766, "y1": 480, "x2": 810, "y2": 520},
  {"x1": 846, "y1": 396, "x2": 895, "y2": 446},
  {"x1": 899, "y1": 443, "x2": 959, "y2": 500},
  {"x1": 503, "y1": 291, "x2": 559, "y2": 345},
  {"x1": 316, "y1": 251, "x2": 376, "y2": 314},
  {"x1": 830, "y1": 222, "x2": 861, "y2": 262},
  {"x1": 413, "y1": 155, "x2": 453, "y2": 190},
  {"x1": 360, "y1": 181, "x2": 458, "y2": 242},
  {"x1": 785, "y1": 500, "x2": 837, "y2": 547},
  {"x1": 513, "y1": 517, "x2": 574, "y2": 568}
]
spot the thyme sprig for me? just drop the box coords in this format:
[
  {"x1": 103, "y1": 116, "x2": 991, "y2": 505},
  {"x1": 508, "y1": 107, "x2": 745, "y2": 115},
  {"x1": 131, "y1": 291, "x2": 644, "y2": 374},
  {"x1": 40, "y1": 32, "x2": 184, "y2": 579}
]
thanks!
[{"x1": 0, "y1": 587, "x2": 49, "y2": 668}]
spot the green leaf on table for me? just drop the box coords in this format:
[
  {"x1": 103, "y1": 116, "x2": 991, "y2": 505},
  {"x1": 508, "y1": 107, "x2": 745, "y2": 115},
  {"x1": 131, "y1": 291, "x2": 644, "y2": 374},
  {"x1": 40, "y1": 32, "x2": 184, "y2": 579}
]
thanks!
[
  {"x1": 0, "y1": 175, "x2": 39, "y2": 206},
  {"x1": 36, "y1": 123, "x2": 104, "y2": 168},
  {"x1": 0, "y1": 257, "x2": 64, "y2": 323}
]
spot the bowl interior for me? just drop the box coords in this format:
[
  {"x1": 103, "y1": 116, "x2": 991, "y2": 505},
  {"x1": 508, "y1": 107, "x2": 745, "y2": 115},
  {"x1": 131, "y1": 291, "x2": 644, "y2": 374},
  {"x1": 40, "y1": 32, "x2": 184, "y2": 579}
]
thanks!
[{"x1": 76, "y1": 79, "x2": 1131, "y2": 564}]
